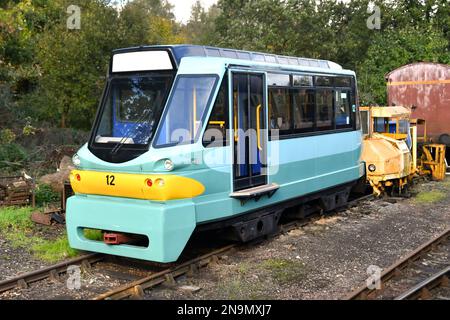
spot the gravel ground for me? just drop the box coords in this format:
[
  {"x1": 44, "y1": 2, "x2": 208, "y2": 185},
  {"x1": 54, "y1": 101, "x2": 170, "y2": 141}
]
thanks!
[
  {"x1": 0, "y1": 178, "x2": 449, "y2": 300},
  {"x1": 0, "y1": 237, "x2": 50, "y2": 282},
  {"x1": 145, "y1": 178, "x2": 450, "y2": 300},
  {"x1": 0, "y1": 225, "x2": 67, "y2": 282},
  {"x1": 0, "y1": 260, "x2": 152, "y2": 300}
]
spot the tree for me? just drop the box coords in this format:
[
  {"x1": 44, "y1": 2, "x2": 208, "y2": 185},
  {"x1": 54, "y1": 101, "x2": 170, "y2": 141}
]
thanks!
[
  {"x1": 357, "y1": 26, "x2": 450, "y2": 105},
  {"x1": 184, "y1": 1, "x2": 220, "y2": 45},
  {"x1": 118, "y1": 0, "x2": 182, "y2": 47},
  {"x1": 25, "y1": 0, "x2": 121, "y2": 129}
]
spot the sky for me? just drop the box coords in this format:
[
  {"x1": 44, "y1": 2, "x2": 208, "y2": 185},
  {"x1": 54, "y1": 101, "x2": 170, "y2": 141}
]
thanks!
[{"x1": 169, "y1": 0, "x2": 218, "y2": 23}]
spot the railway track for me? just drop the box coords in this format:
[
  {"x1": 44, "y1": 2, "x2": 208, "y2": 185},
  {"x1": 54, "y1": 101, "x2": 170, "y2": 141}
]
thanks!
[
  {"x1": 0, "y1": 194, "x2": 374, "y2": 300},
  {"x1": 0, "y1": 253, "x2": 103, "y2": 294},
  {"x1": 94, "y1": 194, "x2": 375, "y2": 300},
  {"x1": 346, "y1": 228, "x2": 450, "y2": 300}
]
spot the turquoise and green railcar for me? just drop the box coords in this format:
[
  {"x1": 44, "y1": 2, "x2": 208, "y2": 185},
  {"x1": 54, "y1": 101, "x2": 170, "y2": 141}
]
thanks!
[{"x1": 66, "y1": 45, "x2": 365, "y2": 263}]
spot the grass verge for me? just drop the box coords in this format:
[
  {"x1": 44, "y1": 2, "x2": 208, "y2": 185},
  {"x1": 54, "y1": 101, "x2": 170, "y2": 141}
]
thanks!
[
  {"x1": 0, "y1": 206, "x2": 79, "y2": 263},
  {"x1": 414, "y1": 191, "x2": 446, "y2": 204},
  {"x1": 32, "y1": 237, "x2": 78, "y2": 262},
  {"x1": 261, "y1": 258, "x2": 307, "y2": 284}
]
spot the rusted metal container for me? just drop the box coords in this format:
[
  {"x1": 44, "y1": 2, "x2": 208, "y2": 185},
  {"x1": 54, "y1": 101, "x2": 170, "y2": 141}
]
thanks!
[{"x1": 386, "y1": 62, "x2": 450, "y2": 145}]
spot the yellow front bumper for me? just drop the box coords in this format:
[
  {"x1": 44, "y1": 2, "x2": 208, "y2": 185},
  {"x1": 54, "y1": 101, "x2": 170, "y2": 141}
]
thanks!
[{"x1": 69, "y1": 170, "x2": 205, "y2": 201}]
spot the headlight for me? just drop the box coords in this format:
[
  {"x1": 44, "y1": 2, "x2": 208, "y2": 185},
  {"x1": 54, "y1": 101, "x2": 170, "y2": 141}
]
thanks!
[
  {"x1": 72, "y1": 154, "x2": 81, "y2": 167},
  {"x1": 368, "y1": 164, "x2": 376, "y2": 172},
  {"x1": 164, "y1": 159, "x2": 174, "y2": 171},
  {"x1": 155, "y1": 178, "x2": 165, "y2": 187}
]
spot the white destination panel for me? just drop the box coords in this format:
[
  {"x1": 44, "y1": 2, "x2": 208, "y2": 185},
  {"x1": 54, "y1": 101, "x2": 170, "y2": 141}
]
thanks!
[{"x1": 112, "y1": 51, "x2": 173, "y2": 73}]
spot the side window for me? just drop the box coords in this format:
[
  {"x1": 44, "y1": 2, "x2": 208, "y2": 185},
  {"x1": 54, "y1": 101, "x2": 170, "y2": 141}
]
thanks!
[
  {"x1": 292, "y1": 89, "x2": 315, "y2": 133},
  {"x1": 335, "y1": 89, "x2": 352, "y2": 129},
  {"x1": 155, "y1": 76, "x2": 217, "y2": 147},
  {"x1": 267, "y1": 73, "x2": 290, "y2": 86},
  {"x1": 360, "y1": 109, "x2": 370, "y2": 135},
  {"x1": 315, "y1": 76, "x2": 333, "y2": 87},
  {"x1": 316, "y1": 89, "x2": 333, "y2": 131},
  {"x1": 268, "y1": 87, "x2": 291, "y2": 135},
  {"x1": 203, "y1": 77, "x2": 229, "y2": 147}
]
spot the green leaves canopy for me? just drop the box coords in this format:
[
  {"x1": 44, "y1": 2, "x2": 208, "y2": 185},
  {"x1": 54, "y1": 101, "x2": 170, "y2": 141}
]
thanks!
[{"x1": 1, "y1": 0, "x2": 449, "y2": 131}]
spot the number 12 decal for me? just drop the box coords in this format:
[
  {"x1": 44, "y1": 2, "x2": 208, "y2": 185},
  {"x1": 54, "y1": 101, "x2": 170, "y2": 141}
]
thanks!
[{"x1": 106, "y1": 175, "x2": 115, "y2": 186}]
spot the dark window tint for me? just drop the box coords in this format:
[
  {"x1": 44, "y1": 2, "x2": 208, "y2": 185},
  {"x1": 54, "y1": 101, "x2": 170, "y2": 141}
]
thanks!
[
  {"x1": 267, "y1": 73, "x2": 290, "y2": 87},
  {"x1": 360, "y1": 110, "x2": 369, "y2": 135},
  {"x1": 335, "y1": 90, "x2": 352, "y2": 129},
  {"x1": 335, "y1": 77, "x2": 352, "y2": 87},
  {"x1": 374, "y1": 118, "x2": 386, "y2": 132},
  {"x1": 293, "y1": 75, "x2": 313, "y2": 87},
  {"x1": 292, "y1": 89, "x2": 315, "y2": 133},
  {"x1": 316, "y1": 90, "x2": 333, "y2": 131},
  {"x1": 203, "y1": 77, "x2": 229, "y2": 147},
  {"x1": 269, "y1": 88, "x2": 291, "y2": 134},
  {"x1": 315, "y1": 76, "x2": 333, "y2": 87}
]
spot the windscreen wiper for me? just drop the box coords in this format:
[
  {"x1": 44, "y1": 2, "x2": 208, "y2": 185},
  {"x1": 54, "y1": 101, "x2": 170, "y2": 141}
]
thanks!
[{"x1": 110, "y1": 108, "x2": 152, "y2": 155}]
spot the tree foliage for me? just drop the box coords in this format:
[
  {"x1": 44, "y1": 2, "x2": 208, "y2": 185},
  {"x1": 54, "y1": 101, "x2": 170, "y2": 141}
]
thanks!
[
  {"x1": 0, "y1": 0, "x2": 448, "y2": 131},
  {"x1": 210, "y1": 0, "x2": 449, "y2": 105}
]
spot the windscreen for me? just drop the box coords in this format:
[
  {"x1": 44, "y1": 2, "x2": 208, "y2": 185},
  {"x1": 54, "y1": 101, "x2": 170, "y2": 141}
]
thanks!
[{"x1": 93, "y1": 75, "x2": 172, "y2": 147}]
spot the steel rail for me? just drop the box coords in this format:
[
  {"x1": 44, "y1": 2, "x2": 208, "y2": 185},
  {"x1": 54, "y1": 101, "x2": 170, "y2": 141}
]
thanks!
[
  {"x1": 395, "y1": 266, "x2": 450, "y2": 300},
  {"x1": 94, "y1": 244, "x2": 236, "y2": 300},
  {"x1": 345, "y1": 227, "x2": 450, "y2": 300},
  {"x1": 0, "y1": 193, "x2": 374, "y2": 299},
  {"x1": 94, "y1": 194, "x2": 375, "y2": 300},
  {"x1": 0, "y1": 253, "x2": 103, "y2": 294}
]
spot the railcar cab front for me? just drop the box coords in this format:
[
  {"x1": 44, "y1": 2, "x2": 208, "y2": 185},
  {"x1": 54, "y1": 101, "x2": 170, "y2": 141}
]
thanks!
[{"x1": 88, "y1": 49, "x2": 178, "y2": 163}]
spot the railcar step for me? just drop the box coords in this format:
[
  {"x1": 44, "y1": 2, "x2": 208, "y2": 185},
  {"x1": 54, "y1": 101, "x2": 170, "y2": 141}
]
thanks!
[{"x1": 230, "y1": 183, "x2": 279, "y2": 199}]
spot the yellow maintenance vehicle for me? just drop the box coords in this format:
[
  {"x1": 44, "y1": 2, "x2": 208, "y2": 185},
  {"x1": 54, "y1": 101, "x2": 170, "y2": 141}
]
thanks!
[
  {"x1": 360, "y1": 106, "x2": 446, "y2": 196},
  {"x1": 410, "y1": 118, "x2": 448, "y2": 181},
  {"x1": 360, "y1": 106, "x2": 415, "y2": 196}
]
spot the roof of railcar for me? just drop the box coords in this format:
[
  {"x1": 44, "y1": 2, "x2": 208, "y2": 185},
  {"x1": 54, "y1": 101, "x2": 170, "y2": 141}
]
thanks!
[{"x1": 112, "y1": 45, "x2": 344, "y2": 71}]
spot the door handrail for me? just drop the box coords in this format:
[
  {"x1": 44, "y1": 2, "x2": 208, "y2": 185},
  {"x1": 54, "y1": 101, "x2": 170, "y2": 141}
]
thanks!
[{"x1": 256, "y1": 104, "x2": 262, "y2": 151}]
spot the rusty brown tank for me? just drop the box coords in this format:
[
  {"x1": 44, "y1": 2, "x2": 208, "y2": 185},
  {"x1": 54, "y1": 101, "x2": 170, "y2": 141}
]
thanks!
[{"x1": 386, "y1": 62, "x2": 450, "y2": 145}]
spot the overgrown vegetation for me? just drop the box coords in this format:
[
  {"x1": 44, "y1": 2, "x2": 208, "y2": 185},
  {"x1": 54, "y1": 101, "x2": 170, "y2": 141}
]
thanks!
[
  {"x1": 216, "y1": 278, "x2": 269, "y2": 300},
  {"x1": 0, "y1": 206, "x2": 79, "y2": 262},
  {"x1": 83, "y1": 228, "x2": 103, "y2": 241},
  {"x1": 34, "y1": 184, "x2": 61, "y2": 207},
  {"x1": 1, "y1": 0, "x2": 448, "y2": 130},
  {"x1": 32, "y1": 236, "x2": 78, "y2": 262},
  {"x1": 0, "y1": 206, "x2": 33, "y2": 230},
  {"x1": 262, "y1": 258, "x2": 307, "y2": 284},
  {"x1": 0, "y1": 0, "x2": 448, "y2": 177},
  {"x1": 215, "y1": 257, "x2": 308, "y2": 299},
  {"x1": 414, "y1": 190, "x2": 446, "y2": 204}
]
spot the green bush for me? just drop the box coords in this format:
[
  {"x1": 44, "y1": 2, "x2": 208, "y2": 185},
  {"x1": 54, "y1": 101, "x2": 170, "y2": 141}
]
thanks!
[
  {"x1": 35, "y1": 184, "x2": 60, "y2": 206},
  {"x1": 0, "y1": 143, "x2": 28, "y2": 169}
]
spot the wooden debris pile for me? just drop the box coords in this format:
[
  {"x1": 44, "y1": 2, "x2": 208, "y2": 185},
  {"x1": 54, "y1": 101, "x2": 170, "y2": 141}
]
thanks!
[{"x1": 0, "y1": 175, "x2": 35, "y2": 207}]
